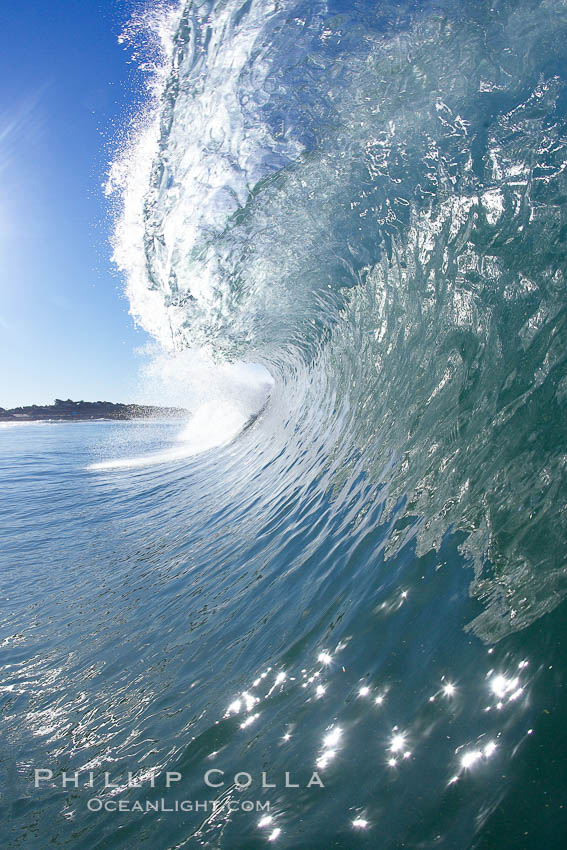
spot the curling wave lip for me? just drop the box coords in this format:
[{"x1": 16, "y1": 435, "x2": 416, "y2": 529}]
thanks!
[{"x1": 88, "y1": 397, "x2": 270, "y2": 470}]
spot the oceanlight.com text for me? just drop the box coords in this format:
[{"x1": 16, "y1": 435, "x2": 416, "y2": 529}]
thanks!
[{"x1": 86, "y1": 798, "x2": 271, "y2": 814}]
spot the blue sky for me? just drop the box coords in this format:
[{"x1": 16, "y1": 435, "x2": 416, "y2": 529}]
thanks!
[{"x1": 0, "y1": 0, "x2": 155, "y2": 408}]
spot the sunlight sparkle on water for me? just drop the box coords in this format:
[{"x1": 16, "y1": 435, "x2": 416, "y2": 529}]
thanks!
[
  {"x1": 461, "y1": 750, "x2": 482, "y2": 769},
  {"x1": 390, "y1": 733, "x2": 406, "y2": 753},
  {"x1": 509, "y1": 687, "x2": 524, "y2": 701},
  {"x1": 240, "y1": 713, "x2": 259, "y2": 729},
  {"x1": 316, "y1": 750, "x2": 336, "y2": 769},
  {"x1": 323, "y1": 727, "x2": 342, "y2": 748},
  {"x1": 490, "y1": 674, "x2": 519, "y2": 698},
  {"x1": 242, "y1": 692, "x2": 258, "y2": 711}
]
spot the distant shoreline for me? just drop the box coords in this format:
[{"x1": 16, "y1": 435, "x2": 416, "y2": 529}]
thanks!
[{"x1": 0, "y1": 399, "x2": 188, "y2": 423}]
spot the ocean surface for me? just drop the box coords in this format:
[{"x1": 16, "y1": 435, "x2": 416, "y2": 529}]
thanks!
[{"x1": 3, "y1": 0, "x2": 567, "y2": 846}]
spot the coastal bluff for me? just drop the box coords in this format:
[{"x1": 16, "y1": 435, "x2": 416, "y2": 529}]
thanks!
[{"x1": 0, "y1": 399, "x2": 188, "y2": 422}]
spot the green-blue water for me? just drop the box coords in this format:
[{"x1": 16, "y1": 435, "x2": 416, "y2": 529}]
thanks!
[
  {"x1": 0, "y1": 415, "x2": 565, "y2": 848},
  {"x1": 3, "y1": 0, "x2": 567, "y2": 845}
]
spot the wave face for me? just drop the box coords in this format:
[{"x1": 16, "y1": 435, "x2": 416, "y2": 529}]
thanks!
[{"x1": 113, "y1": 0, "x2": 567, "y2": 643}]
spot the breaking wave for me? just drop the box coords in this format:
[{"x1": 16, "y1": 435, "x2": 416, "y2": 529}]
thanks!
[{"x1": 109, "y1": 0, "x2": 567, "y2": 645}]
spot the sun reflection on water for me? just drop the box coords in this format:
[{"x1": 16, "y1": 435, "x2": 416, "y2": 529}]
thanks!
[{"x1": 207, "y1": 642, "x2": 533, "y2": 839}]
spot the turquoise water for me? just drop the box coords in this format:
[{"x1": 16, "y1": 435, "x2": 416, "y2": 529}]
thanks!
[
  {"x1": 0, "y1": 413, "x2": 565, "y2": 848},
  {"x1": 3, "y1": 0, "x2": 567, "y2": 845}
]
